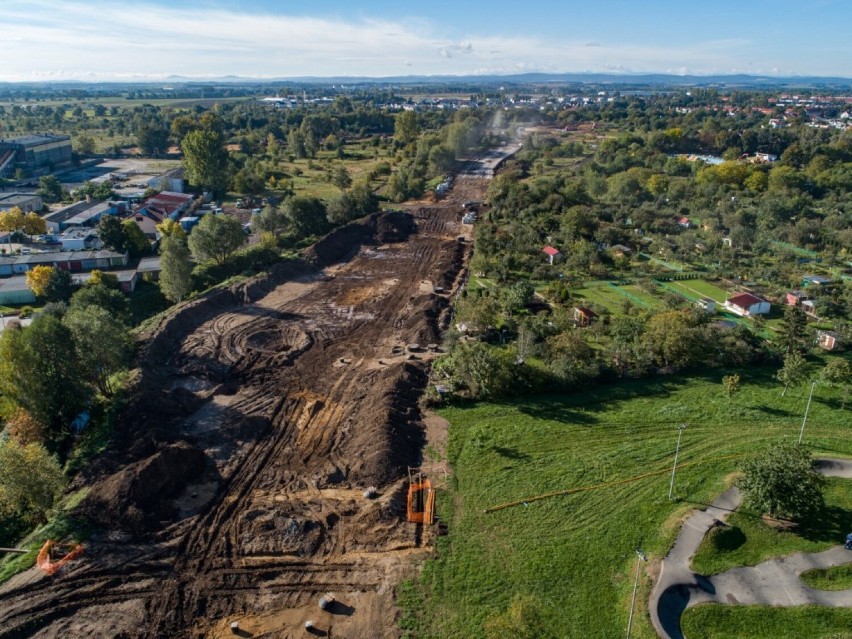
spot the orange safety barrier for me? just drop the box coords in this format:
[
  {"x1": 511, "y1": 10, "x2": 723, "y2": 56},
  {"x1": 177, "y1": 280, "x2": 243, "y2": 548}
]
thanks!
[
  {"x1": 407, "y1": 478, "x2": 435, "y2": 524},
  {"x1": 36, "y1": 541, "x2": 84, "y2": 576}
]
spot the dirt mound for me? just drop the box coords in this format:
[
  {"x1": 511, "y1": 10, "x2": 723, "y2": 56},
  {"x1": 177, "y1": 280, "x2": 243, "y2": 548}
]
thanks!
[
  {"x1": 305, "y1": 210, "x2": 415, "y2": 267},
  {"x1": 80, "y1": 443, "x2": 207, "y2": 536},
  {"x1": 376, "y1": 209, "x2": 416, "y2": 243}
]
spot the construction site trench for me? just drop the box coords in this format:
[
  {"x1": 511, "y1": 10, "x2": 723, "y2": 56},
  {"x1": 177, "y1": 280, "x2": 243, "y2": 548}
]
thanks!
[{"x1": 0, "y1": 165, "x2": 505, "y2": 638}]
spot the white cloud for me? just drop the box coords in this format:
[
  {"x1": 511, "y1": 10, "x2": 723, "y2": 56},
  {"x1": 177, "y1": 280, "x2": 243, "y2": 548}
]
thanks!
[{"x1": 0, "y1": 1, "x2": 844, "y2": 80}]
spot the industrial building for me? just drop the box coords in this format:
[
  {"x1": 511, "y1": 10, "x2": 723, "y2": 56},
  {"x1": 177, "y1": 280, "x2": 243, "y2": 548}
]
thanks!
[{"x1": 0, "y1": 134, "x2": 73, "y2": 177}]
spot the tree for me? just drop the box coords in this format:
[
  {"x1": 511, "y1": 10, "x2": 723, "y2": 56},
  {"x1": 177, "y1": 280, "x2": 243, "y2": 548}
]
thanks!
[
  {"x1": 332, "y1": 165, "x2": 352, "y2": 190},
  {"x1": 122, "y1": 219, "x2": 150, "y2": 258},
  {"x1": 36, "y1": 175, "x2": 64, "y2": 203},
  {"x1": 98, "y1": 215, "x2": 129, "y2": 253},
  {"x1": 0, "y1": 207, "x2": 25, "y2": 236},
  {"x1": 780, "y1": 304, "x2": 807, "y2": 354},
  {"x1": 283, "y1": 196, "x2": 328, "y2": 238},
  {"x1": 0, "y1": 315, "x2": 89, "y2": 455},
  {"x1": 70, "y1": 283, "x2": 130, "y2": 324},
  {"x1": 394, "y1": 110, "x2": 420, "y2": 145},
  {"x1": 722, "y1": 373, "x2": 741, "y2": 399},
  {"x1": 74, "y1": 133, "x2": 96, "y2": 156},
  {"x1": 134, "y1": 120, "x2": 170, "y2": 155},
  {"x1": 0, "y1": 438, "x2": 66, "y2": 527},
  {"x1": 159, "y1": 236, "x2": 193, "y2": 302},
  {"x1": 182, "y1": 128, "x2": 229, "y2": 196},
  {"x1": 821, "y1": 358, "x2": 851, "y2": 409},
  {"x1": 251, "y1": 205, "x2": 288, "y2": 236},
  {"x1": 156, "y1": 218, "x2": 187, "y2": 241},
  {"x1": 25, "y1": 265, "x2": 74, "y2": 303},
  {"x1": 777, "y1": 350, "x2": 808, "y2": 396},
  {"x1": 187, "y1": 213, "x2": 245, "y2": 265},
  {"x1": 738, "y1": 442, "x2": 825, "y2": 522},
  {"x1": 22, "y1": 211, "x2": 46, "y2": 236},
  {"x1": 436, "y1": 341, "x2": 515, "y2": 399},
  {"x1": 64, "y1": 305, "x2": 132, "y2": 397}
]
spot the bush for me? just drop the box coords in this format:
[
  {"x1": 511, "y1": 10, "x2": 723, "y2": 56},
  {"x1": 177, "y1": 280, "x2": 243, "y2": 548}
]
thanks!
[{"x1": 18, "y1": 306, "x2": 34, "y2": 318}]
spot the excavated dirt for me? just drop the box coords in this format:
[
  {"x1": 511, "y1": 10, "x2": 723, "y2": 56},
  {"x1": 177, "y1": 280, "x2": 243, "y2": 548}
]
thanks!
[{"x1": 0, "y1": 176, "x2": 490, "y2": 639}]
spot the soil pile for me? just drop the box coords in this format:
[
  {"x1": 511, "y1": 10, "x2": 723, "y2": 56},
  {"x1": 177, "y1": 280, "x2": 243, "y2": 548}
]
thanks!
[{"x1": 80, "y1": 444, "x2": 207, "y2": 536}]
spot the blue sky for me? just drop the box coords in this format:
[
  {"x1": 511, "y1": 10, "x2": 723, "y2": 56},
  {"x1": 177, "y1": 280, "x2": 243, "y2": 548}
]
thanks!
[{"x1": 1, "y1": 0, "x2": 849, "y2": 81}]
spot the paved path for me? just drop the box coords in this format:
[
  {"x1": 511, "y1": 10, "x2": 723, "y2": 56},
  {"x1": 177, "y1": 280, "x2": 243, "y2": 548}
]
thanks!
[{"x1": 649, "y1": 458, "x2": 852, "y2": 639}]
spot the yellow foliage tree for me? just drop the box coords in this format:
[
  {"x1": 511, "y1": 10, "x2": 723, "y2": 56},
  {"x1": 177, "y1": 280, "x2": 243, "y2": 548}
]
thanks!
[
  {"x1": 0, "y1": 207, "x2": 26, "y2": 233},
  {"x1": 25, "y1": 265, "x2": 55, "y2": 298},
  {"x1": 156, "y1": 218, "x2": 187, "y2": 241},
  {"x1": 23, "y1": 211, "x2": 47, "y2": 236}
]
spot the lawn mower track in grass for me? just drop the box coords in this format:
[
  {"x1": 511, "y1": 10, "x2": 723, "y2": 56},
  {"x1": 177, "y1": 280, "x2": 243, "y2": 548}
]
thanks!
[{"x1": 407, "y1": 370, "x2": 852, "y2": 639}]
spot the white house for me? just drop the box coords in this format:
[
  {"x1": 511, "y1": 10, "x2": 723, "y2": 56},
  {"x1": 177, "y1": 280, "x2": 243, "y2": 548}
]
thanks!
[{"x1": 724, "y1": 292, "x2": 771, "y2": 317}]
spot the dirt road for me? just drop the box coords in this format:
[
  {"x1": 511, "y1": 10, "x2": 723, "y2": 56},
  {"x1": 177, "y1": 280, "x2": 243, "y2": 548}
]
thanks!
[{"x1": 0, "y1": 173, "x2": 492, "y2": 638}]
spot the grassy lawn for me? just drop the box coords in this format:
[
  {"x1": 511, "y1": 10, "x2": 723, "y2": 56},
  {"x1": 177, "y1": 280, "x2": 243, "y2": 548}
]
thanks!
[
  {"x1": 801, "y1": 563, "x2": 852, "y2": 591},
  {"x1": 691, "y1": 478, "x2": 852, "y2": 575},
  {"x1": 574, "y1": 281, "x2": 663, "y2": 314},
  {"x1": 402, "y1": 369, "x2": 852, "y2": 639},
  {"x1": 664, "y1": 279, "x2": 729, "y2": 303},
  {"x1": 681, "y1": 604, "x2": 852, "y2": 639}
]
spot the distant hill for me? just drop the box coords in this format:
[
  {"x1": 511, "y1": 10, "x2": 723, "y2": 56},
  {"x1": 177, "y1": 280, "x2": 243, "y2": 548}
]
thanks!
[
  {"x1": 159, "y1": 72, "x2": 852, "y2": 88},
  {"x1": 2, "y1": 72, "x2": 851, "y2": 89}
]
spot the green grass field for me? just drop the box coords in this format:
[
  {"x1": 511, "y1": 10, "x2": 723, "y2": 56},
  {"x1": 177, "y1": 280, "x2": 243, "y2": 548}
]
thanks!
[
  {"x1": 402, "y1": 369, "x2": 852, "y2": 638},
  {"x1": 801, "y1": 563, "x2": 852, "y2": 591},
  {"x1": 663, "y1": 279, "x2": 730, "y2": 303},
  {"x1": 692, "y1": 477, "x2": 852, "y2": 575},
  {"x1": 681, "y1": 605, "x2": 852, "y2": 639},
  {"x1": 574, "y1": 281, "x2": 663, "y2": 314}
]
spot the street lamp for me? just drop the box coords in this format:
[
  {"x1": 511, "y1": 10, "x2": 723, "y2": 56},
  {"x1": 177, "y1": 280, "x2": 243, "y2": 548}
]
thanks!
[
  {"x1": 668, "y1": 423, "x2": 687, "y2": 500},
  {"x1": 798, "y1": 380, "x2": 817, "y2": 445},
  {"x1": 626, "y1": 549, "x2": 647, "y2": 639}
]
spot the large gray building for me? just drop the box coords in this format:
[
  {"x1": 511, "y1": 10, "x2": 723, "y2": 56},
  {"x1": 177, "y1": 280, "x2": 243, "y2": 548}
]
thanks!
[{"x1": 0, "y1": 134, "x2": 73, "y2": 177}]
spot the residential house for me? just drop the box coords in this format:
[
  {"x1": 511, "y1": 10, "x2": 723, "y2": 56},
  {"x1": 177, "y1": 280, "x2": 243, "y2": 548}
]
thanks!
[
  {"x1": 724, "y1": 292, "x2": 771, "y2": 317},
  {"x1": 754, "y1": 152, "x2": 778, "y2": 163},
  {"x1": 574, "y1": 307, "x2": 598, "y2": 327},
  {"x1": 816, "y1": 330, "x2": 839, "y2": 351},
  {"x1": 801, "y1": 299, "x2": 817, "y2": 317},
  {"x1": 135, "y1": 191, "x2": 193, "y2": 221},
  {"x1": 542, "y1": 245, "x2": 563, "y2": 265},
  {"x1": 786, "y1": 290, "x2": 810, "y2": 306},
  {"x1": 677, "y1": 216, "x2": 691, "y2": 228},
  {"x1": 610, "y1": 244, "x2": 633, "y2": 257}
]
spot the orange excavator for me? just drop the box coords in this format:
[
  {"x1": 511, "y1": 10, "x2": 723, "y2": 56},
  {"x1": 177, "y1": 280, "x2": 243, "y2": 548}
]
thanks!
[{"x1": 406, "y1": 469, "x2": 435, "y2": 525}]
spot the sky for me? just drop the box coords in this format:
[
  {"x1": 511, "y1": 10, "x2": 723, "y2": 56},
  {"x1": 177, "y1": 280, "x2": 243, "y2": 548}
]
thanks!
[{"x1": 1, "y1": 0, "x2": 850, "y2": 82}]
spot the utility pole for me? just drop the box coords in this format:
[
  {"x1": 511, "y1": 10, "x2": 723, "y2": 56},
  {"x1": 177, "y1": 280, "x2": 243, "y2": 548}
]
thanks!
[
  {"x1": 626, "y1": 549, "x2": 646, "y2": 639},
  {"x1": 798, "y1": 380, "x2": 816, "y2": 445},
  {"x1": 668, "y1": 423, "x2": 687, "y2": 500}
]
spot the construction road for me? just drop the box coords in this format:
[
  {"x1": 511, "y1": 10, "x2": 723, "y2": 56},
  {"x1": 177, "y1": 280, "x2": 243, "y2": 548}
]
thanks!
[{"x1": 0, "y1": 146, "x2": 517, "y2": 638}]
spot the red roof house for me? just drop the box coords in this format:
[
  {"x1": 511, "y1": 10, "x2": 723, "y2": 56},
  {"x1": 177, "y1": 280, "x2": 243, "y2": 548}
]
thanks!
[
  {"x1": 724, "y1": 292, "x2": 770, "y2": 317},
  {"x1": 542, "y1": 245, "x2": 563, "y2": 264}
]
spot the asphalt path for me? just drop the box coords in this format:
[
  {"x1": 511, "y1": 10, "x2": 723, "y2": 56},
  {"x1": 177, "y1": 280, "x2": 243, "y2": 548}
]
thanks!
[{"x1": 649, "y1": 457, "x2": 852, "y2": 639}]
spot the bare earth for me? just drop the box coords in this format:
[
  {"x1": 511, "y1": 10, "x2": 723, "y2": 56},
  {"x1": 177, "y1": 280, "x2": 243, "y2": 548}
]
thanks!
[{"x1": 0, "y1": 174, "x2": 492, "y2": 639}]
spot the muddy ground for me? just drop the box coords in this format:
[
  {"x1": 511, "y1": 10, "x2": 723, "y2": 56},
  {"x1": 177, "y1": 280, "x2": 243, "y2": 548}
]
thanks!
[{"x1": 0, "y1": 173, "x2": 492, "y2": 639}]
